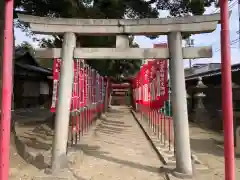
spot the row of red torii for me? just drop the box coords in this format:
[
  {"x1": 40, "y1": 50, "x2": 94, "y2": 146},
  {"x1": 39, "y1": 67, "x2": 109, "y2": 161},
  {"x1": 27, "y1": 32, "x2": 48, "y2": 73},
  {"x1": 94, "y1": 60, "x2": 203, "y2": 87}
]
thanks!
[{"x1": 18, "y1": 13, "x2": 220, "y2": 177}]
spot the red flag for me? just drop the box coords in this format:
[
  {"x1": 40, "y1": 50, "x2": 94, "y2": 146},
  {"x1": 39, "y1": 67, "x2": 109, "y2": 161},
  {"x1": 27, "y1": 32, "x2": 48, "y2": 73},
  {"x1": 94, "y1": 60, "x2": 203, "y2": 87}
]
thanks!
[
  {"x1": 85, "y1": 65, "x2": 88, "y2": 106},
  {"x1": 50, "y1": 58, "x2": 61, "y2": 112},
  {"x1": 150, "y1": 60, "x2": 168, "y2": 109},
  {"x1": 135, "y1": 72, "x2": 140, "y2": 104},
  {"x1": 71, "y1": 60, "x2": 78, "y2": 111},
  {"x1": 146, "y1": 43, "x2": 168, "y2": 110},
  {"x1": 141, "y1": 64, "x2": 150, "y2": 107}
]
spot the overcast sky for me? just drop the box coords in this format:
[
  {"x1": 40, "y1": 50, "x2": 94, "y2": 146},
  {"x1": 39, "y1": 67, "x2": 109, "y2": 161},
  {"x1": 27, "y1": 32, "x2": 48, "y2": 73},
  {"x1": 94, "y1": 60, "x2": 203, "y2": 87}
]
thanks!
[{"x1": 15, "y1": 2, "x2": 240, "y2": 68}]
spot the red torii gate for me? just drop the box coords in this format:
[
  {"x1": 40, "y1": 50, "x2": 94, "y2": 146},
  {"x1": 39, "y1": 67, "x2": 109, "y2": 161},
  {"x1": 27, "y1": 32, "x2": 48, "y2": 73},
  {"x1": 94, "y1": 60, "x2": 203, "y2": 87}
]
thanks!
[
  {"x1": 111, "y1": 83, "x2": 130, "y2": 105},
  {"x1": 112, "y1": 83, "x2": 130, "y2": 89},
  {"x1": 0, "y1": 1, "x2": 14, "y2": 180},
  {"x1": 0, "y1": 0, "x2": 235, "y2": 180}
]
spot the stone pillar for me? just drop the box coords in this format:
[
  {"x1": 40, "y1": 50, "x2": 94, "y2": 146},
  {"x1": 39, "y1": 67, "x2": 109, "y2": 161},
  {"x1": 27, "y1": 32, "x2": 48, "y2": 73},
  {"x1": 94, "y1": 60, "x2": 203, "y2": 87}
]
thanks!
[
  {"x1": 114, "y1": 34, "x2": 129, "y2": 108},
  {"x1": 104, "y1": 78, "x2": 109, "y2": 112},
  {"x1": 116, "y1": 35, "x2": 129, "y2": 48},
  {"x1": 51, "y1": 32, "x2": 76, "y2": 172},
  {"x1": 168, "y1": 32, "x2": 192, "y2": 176}
]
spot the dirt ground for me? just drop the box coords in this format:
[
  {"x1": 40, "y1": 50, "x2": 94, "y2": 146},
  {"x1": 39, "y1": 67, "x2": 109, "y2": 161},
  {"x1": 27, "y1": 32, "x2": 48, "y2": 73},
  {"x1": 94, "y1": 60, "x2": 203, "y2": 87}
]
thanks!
[
  {"x1": 189, "y1": 122, "x2": 240, "y2": 179},
  {"x1": 9, "y1": 108, "x2": 53, "y2": 180},
  {"x1": 69, "y1": 106, "x2": 165, "y2": 180},
  {"x1": 10, "y1": 106, "x2": 239, "y2": 180},
  {"x1": 9, "y1": 140, "x2": 39, "y2": 180},
  {"x1": 9, "y1": 107, "x2": 166, "y2": 180}
]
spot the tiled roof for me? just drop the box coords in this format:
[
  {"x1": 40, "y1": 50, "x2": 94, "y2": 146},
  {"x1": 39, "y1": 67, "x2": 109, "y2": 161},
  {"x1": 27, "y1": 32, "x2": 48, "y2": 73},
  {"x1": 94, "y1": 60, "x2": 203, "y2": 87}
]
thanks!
[
  {"x1": 185, "y1": 63, "x2": 240, "y2": 80},
  {"x1": 15, "y1": 63, "x2": 52, "y2": 76},
  {"x1": 14, "y1": 49, "x2": 52, "y2": 76}
]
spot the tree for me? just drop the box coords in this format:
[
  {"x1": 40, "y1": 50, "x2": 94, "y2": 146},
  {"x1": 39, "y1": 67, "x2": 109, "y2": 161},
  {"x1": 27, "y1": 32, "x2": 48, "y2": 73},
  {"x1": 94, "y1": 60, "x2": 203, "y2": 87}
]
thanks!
[
  {"x1": 15, "y1": 41, "x2": 35, "y2": 55},
  {"x1": 15, "y1": 41, "x2": 54, "y2": 68},
  {"x1": 14, "y1": 0, "x2": 224, "y2": 79}
]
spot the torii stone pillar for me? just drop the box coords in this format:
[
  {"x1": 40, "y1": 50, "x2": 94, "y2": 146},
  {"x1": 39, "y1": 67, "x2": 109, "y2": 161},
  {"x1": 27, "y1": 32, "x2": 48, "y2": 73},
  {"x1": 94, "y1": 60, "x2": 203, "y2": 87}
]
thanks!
[
  {"x1": 116, "y1": 35, "x2": 129, "y2": 48},
  {"x1": 51, "y1": 32, "x2": 76, "y2": 171},
  {"x1": 168, "y1": 32, "x2": 192, "y2": 175},
  {"x1": 104, "y1": 77, "x2": 110, "y2": 113}
]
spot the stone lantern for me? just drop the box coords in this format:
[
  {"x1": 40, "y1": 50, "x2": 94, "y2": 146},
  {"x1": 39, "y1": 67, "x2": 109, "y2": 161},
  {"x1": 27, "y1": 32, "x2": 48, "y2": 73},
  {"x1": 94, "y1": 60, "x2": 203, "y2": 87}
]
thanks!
[{"x1": 193, "y1": 77, "x2": 209, "y2": 124}]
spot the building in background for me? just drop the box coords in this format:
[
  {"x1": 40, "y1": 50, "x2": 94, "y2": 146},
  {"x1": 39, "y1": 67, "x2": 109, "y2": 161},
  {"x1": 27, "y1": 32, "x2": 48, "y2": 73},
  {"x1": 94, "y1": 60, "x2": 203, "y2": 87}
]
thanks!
[
  {"x1": 185, "y1": 63, "x2": 240, "y2": 146},
  {"x1": 14, "y1": 49, "x2": 52, "y2": 109}
]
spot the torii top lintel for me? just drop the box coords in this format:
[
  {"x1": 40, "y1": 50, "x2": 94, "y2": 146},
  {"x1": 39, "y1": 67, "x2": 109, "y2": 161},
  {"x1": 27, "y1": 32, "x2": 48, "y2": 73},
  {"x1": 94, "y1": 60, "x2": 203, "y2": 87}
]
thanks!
[{"x1": 17, "y1": 13, "x2": 220, "y2": 36}]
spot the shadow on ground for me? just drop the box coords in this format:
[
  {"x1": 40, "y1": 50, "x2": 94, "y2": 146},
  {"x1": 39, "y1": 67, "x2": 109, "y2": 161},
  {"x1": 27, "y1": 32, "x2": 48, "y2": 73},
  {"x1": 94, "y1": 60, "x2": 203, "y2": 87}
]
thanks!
[
  {"x1": 70, "y1": 107, "x2": 165, "y2": 177},
  {"x1": 96, "y1": 113, "x2": 131, "y2": 135},
  {"x1": 72, "y1": 144, "x2": 163, "y2": 174},
  {"x1": 190, "y1": 123, "x2": 240, "y2": 159},
  {"x1": 190, "y1": 138, "x2": 224, "y2": 157}
]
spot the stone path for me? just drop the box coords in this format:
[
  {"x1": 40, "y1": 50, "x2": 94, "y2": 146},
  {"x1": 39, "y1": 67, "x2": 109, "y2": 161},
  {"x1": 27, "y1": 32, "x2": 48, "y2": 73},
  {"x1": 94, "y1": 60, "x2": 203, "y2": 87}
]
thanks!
[{"x1": 70, "y1": 106, "x2": 165, "y2": 180}]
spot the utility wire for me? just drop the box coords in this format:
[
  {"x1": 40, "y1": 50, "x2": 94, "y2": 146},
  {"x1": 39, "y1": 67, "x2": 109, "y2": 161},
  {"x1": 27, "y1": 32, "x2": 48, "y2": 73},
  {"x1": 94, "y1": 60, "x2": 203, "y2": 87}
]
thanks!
[
  {"x1": 202, "y1": 0, "x2": 237, "y2": 47},
  {"x1": 190, "y1": 1, "x2": 239, "y2": 63},
  {"x1": 212, "y1": 0, "x2": 238, "y2": 13},
  {"x1": 214, "y1": 38, "x2": 240, "y2": 52},
  {"x1": 207, "y1": 0, "x2": 239, "y2": 53},
  {"x1": 189, "y1": 0, "x2": 237, "y2": 50}
]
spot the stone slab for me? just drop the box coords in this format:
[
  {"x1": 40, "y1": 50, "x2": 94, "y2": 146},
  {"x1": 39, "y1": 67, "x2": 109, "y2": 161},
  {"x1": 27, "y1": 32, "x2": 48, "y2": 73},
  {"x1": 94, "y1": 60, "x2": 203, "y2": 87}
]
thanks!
[
  {"x1": 29, "y1": 22, "x2": 218, "y2": 35},
  {"x1": 18, "y1": 13, "x2": 220, "y2": 26},
  {"x1": 18, "y1": 13, "x2": 220, "y2": 35},
  {"x1": 34, "y1": 46, "x2": 212, "y2": 59}
]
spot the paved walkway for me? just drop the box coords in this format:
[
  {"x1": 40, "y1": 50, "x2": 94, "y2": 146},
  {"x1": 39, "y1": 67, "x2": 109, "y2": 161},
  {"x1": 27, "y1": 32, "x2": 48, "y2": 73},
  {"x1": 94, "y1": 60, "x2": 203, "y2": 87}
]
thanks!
[{"x1": 71, "y1": 106, "x2": 165, "y2": 180}]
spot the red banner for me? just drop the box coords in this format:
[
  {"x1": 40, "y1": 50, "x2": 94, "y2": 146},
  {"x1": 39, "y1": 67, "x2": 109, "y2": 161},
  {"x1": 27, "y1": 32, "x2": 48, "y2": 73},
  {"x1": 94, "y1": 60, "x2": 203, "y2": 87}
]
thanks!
[
  {"x1": 79, "y1": 60, "x2": 85, "y2": 108},
  {"x1": 149, "y1": 59, "x2": 168, "y2": 109},
  {"x1": 141, "y1": 64, "x2": 150, "y2": 106},
  {"x1": 135, "y1": 72, "x2": 141, "y2": 104},
  {"x1": 71, "y1": 60, "x2": 78, "y2": 111},
  {"x1": 50, "y1": 58, "x2": 61, "y2": 112},
  {"x1": 132, "y1": 43, "x2": 169, "y2": 110},
  {"x1": 51, "y1": 59, "x2": 85, "y2": 112}
]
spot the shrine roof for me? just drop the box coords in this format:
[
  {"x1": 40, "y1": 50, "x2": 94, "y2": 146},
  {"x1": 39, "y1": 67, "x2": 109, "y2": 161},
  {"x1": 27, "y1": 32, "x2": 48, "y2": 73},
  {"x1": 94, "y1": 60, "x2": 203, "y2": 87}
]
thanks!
[
  {"x1": 185, "y1": 63, "x2": 240, "y2": 81},
  {"x1": 14, "y1": 50, "x2": 52, "y2": 77}
]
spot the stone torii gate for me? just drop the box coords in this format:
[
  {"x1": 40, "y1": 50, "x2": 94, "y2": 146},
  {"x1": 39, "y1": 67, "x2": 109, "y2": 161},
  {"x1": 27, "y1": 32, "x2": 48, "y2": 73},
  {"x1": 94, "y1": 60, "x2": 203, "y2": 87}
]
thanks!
[{"x1": 18, "y1": 13, "x2": 220, "y2": 177}]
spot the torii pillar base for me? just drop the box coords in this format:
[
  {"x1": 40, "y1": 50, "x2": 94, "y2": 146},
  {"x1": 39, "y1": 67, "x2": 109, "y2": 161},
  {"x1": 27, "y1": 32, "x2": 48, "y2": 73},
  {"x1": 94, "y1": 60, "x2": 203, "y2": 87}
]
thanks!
[{"x1": 32, "y1": 168, "x2": 75, "y2": 180}]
